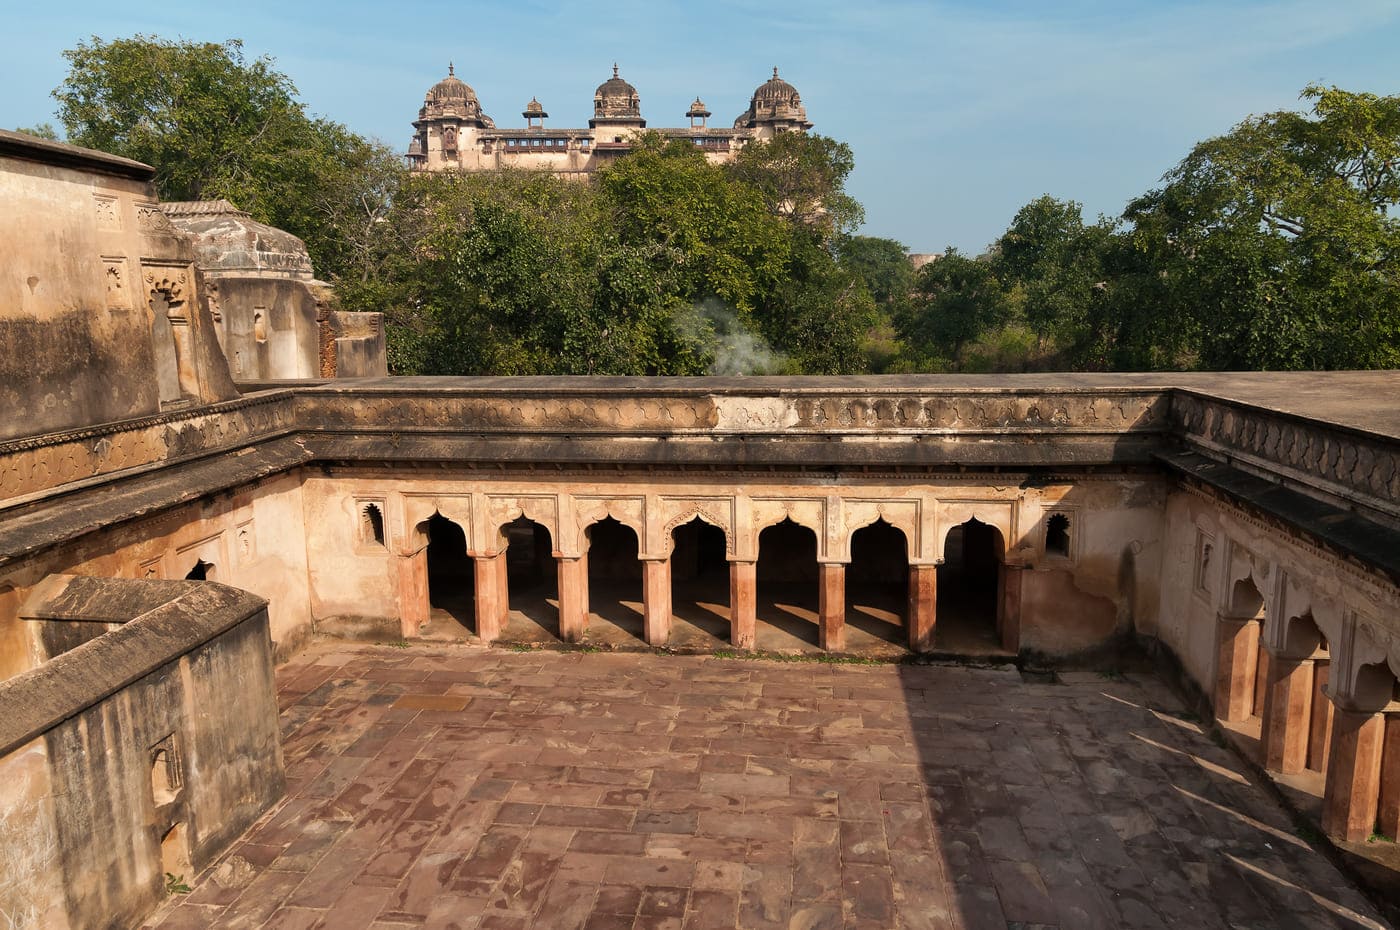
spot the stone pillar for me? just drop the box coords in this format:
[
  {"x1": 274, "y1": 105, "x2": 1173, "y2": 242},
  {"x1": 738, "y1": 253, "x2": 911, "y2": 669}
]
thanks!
[
  {"x1": 1309, "y1": 660, "x2": 1334, "y2": 772},
  {"x1": 1322, "y1": 708, "x2": 1385, "y2": 843},
  {"x1": 397, "y1": 552, "x2": 429, "y2": 639},
  {"x1": 557, "y1": 557, "x2": 587, "y2": 644},
  {"x1": 1261, "y1": 656, "x2": 1314, "y2": 774},
  {"x1": 908, "y1": 564, "x2": 936, "y2": 653},
  {"x1": 818, "y1": 563, "x2": 845, "y2": 652},
  {"x1": 1000, "y1": 564, "x2": 1024, "y2": 653},
  {"x1": 730, "y1": 561, "x2": 757, "y2": 650},
  {"x1": 1379, "y1": 715, "x2": 1400, "y2": 840},
  {"x1": 1215, "y1": 617, "x2": 1260, "y2": 723},
  {"x1": 642, "y1": 559, "x2": 672, "y2": 647},
  {"x1": 473, "y1": 552, "x2": 507, "y2": 643}
]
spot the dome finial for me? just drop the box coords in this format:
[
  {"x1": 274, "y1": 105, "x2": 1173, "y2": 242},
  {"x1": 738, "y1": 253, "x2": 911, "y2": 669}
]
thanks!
[
  {"x1": 449, "y1": 61, "x2": 454, "y2": 76},
  {"x1": 613, "y1": 62, "x2": 619, "y2": 78},
  {"x1": 773, "y1": 66, "x2": 779, "y2": 79}
]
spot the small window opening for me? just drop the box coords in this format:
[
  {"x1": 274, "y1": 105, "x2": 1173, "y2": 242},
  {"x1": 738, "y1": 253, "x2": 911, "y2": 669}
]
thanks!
[
  {"x1": 185, "y1": 560, "x2": 210, "y2": 581},
  {"x1": 150, "y1": 735, "x2": 182, "y2": 805},
  {"x1": 1046, "y1": 514, "x2": 1071, "y2": 557},
  {"x1": 253, "y1": 308, "x2": 268, "y2": 343},
  {"x1": 362, "y1": 503, "x2": 386, "y2": 547}
]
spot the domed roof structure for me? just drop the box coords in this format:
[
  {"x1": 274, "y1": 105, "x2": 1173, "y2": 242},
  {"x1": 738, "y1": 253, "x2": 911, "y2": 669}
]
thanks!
[
  {"x1": 419, "y1": 63, "x2": 490, "y2": 126},
  {"x1": 591, "y1": 64, "x2": 644, "y2": 127},
  {"x1": 734, "y1": 66, "x2": 812, "y2": 132}
]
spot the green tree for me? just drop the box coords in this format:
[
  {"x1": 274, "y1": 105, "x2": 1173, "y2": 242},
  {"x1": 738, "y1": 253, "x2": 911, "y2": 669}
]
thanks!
[
  {"x1": 14, "y1": 122, "x2": 59, "y2": 140},
  {"x1": 1125, "y1": 84, "x2": 1400, "y2": 369},
  {"x1": 52, "y1": 35, "x2": 403, "y2": 282},
  {"x1": 897, "y1": 249, "x2": 1008, "y2": 369},
  {"x1": 728, "y1": 132, "x2": 863, "y2": 237}
]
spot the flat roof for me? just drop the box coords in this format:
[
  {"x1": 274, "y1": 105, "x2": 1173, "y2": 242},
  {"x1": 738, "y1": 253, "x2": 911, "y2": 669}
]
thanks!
[{"x1": 0, "y1": 128, "x2": 153, "y2": 181}]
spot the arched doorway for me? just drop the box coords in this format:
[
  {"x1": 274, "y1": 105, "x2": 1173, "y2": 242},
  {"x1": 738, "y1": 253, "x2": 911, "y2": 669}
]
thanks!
[
  {"x1": 503, "y1": 516, "x2": 558, "y2": 640},
  {"x1": 756, "y1": 518, "x2": 819, "y2": 649},
  {"x1": 425, "y1": 513, "x2": 474, "y2": 636},
  {"x1": 847, "y1": 519, "x2": 909, "y2": 650},
  {"x1": 936, "y1": 518, "x2": 1004, "y2": 652},
  {"x1": 670, "y1": 517, "x2": 730, "y2": 646},
  {"x1": 585, "y1": 517, "x2": 644, "y2": 643}
]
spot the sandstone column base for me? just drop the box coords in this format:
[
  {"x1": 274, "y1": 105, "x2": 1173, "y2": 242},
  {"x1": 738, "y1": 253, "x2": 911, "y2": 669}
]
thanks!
[
  {"x1": 908, "y1": 564, "x2": 936, "y2": 652},
  {"x1": 818, "y1": 563, "x2": 845, "y2": 652},
  {"x1": 730, "y1": 561, "x2": 756, "y2": 650},
  {"x1": 643, "y1": 559, "x2": 672, "y2": 647},
  {"x1": 1261, "y1": 657, "x2": 1314, "y2": 774},
  {"x1": 1322, "y1": 708, "x2": 1384, "y2": 843}
]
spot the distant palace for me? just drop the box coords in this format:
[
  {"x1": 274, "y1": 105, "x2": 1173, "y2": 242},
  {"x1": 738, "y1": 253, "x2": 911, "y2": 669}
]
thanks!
[{"x1": 406, "y1": 63, "x2": 813, "y2": 178}]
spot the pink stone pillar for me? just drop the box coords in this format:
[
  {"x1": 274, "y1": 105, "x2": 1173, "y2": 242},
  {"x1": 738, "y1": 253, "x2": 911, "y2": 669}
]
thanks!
[
  {"x1": 1261, "y1": 656, "x2": 1314, "y2": 774},
  {"x1": 730, "y1": 561, "x2": 757, "y2": 650},
  {"x1": 1215, "y1": 617, "x2": 1260, "y2": 723},
  {"x1": 818, "y1": 563, "x2": 845, "y2": 652},
  {"x1": 1378, "y1": 715, "x2": 1400, "y2": 840},
  {"x1": 397, "y1": 552, "x2": 429, "y2": 638},
  {"x1": 1322, "y1": 708, "x2": 1385, "y2": 843},
  {"x1": 908, "y1": 564, "x2": 936, "y2": 653},
  {"x1": 557, "y1": 557, "x2": 587, "y2": 643},
  {"x1": 643, "y1": 559, "x2": 672, "y2": 647},
  {"x1": 1309, "y1": 660, "x2": 1334, "y2": 772},
  {"x1": 473, "y1": 552, "x2": 507, "y2": 643},
  {"x1": 1000, "y1": 564, "x2": 1024, "y2": 653}
]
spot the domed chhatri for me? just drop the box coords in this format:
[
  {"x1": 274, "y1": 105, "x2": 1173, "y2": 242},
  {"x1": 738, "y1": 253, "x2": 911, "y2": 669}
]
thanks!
[
  {"x1": 591, "y1": 64, "x2": 644, "y2": 127},
  {"x1": 734, "y1": 66, "x2": 812, "y2": 133},
  {"x1": 419, "y1": 62, "x2": 491, "y2": 127},
  {"x1": 406, "y1": 61, "x2": 813, "y2": 175}
]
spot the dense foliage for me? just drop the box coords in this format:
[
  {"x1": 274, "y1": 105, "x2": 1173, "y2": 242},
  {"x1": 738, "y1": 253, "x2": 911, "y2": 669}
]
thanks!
[
  {"x1": 43, "y1": 38, "x2": 1400, "y2": 374},
  {"x1": 896, "y1": 85, "x2": 1400, "y2": 372},
  {"x1": 339, "y1": 134, "x2": 876, "y2": 375}
]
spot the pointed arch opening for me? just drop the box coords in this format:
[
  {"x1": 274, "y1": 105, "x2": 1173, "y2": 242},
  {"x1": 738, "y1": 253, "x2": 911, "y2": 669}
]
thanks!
[
  {"x1": 504, "y1": 515, "x2": 558, "y2": 640},
  {"x1": 184, "y1": 559, "x2": 213, "y2": 581},
  {"x1": 846, "y1": 518, "x2": 909, "y2": 650},
  {"x1": 425, "y1": 513, "x2": 474, "y2": 636},
  {"x1": 935, "y1": 517, "x2": 1005, "y2": 652},
  {"x1": 756, "y1": 517, "x2": 819, "y2": 649},
  {"x1": 670, "y1": 517, "x2": 730, "y2": 646},
  {"x1": 584, "y1": 516, "x2": 644, "y2": 643}
]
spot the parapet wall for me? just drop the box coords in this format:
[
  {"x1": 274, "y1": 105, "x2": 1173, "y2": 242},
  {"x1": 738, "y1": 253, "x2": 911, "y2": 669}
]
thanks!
[{"x1": 0, "y1": 576, "x2": 283, "y2": 930}]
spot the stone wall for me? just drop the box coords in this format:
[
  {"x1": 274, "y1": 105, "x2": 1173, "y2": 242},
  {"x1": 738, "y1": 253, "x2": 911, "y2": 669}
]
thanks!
[
  {"x1": 0, "y1": 577, "x2": 284, "y2": 930},
  {"x1": 0, "y1": 131, "x2": 237, "y2": 442}
]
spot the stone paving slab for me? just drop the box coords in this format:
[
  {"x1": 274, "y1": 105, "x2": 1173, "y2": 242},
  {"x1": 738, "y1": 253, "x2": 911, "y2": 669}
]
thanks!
[{"x1": 144, "y1": 644, "x2": 1392, "y2": 930}]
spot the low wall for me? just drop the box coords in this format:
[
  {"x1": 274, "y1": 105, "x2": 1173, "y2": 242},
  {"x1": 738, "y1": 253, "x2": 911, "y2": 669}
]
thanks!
[{"x1": 0, "y1": 576, "x2": 284, "y2": 930}]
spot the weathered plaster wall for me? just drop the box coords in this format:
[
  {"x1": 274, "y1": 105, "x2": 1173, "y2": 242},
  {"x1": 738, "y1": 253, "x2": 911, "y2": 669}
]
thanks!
[
  {"x1": 0, "y1": 132, "x2": 237, "y2": 443},
  {"x1": 0, "y1": 738, "x2": 66, "y2": 930},
  {"x1": 1156, "y1": 485, "x2": 1399, "y2": 705},
  {"x1": 0, "y1": 471, "x2": 314, "y2": 679},
  {"x1": 214, "y1": 277, "x2": 321, "y2": 381},
  {"x1": 0, "y1": 580, "x2": 284, "y2": 930},
  {"x1": 299, "y1": 469, "x2": 1165, "y2": 653}
]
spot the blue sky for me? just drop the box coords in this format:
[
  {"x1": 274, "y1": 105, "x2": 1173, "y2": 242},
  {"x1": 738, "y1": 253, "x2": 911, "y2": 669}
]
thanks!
[{"x1": 5, "y1": 0, "x2": 1400, "y2": 253}]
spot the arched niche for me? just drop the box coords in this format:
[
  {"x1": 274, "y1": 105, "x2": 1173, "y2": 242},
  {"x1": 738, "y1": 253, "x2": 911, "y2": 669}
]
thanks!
[
  {"x1": 399, "y1": 494, "x2": 472, "y2": 556},
  {"x1": 935, "y1": 517, "x2": 1005, "y2": 651},
  {"x1": 571, "y1": 498, "x2": 644, "y2": 556},
  {"x1": 935, "y1": 501, "x2": 1013, "y2": 563}
]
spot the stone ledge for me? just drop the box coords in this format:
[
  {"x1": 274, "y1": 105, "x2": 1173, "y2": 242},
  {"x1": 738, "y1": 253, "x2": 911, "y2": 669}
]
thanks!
[{"x1": 0, "y1": 576, "x2": 268, "y2": 755}]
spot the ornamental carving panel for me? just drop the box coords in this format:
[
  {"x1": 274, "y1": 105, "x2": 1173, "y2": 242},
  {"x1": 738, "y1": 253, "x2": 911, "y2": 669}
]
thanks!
[{"x1": 1172, "y1": 394, "x2": 1399, "y2": 515}]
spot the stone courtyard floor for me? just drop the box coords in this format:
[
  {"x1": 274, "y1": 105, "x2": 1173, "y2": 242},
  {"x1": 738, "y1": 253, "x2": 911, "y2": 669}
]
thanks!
[{"x1": 144, "y1": 643, "x2": 1392, "y2": 930}]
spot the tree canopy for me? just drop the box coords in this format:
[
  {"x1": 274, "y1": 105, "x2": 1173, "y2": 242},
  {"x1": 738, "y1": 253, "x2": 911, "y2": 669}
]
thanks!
[
  {"x1": 53, "y1": 35, "x2": 401, "y2": 283},
  {"x1": 40, "y1": 40, "x2": 1400, "y2": 376}
]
